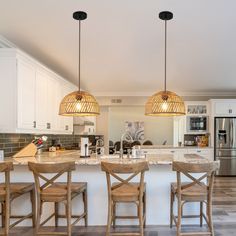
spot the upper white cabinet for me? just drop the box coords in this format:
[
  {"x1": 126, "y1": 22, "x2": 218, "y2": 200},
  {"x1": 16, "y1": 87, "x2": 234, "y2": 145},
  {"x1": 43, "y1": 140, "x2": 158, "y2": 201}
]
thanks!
[
  {"x1": 73, "y1": 116, "x2": 96, "y2": 135},
  {"x1": 0, "y1": 48, "x2": 76, "y2": 134},
  {"x1": 210, "y1": 99, "x2": 236, "y2": 116},
  {"x1": 186, "y1": 101, "x2": 209, "y2": 116},
  {"x1": 17, "y1": 58, "x2": 36, "y2": 130}
]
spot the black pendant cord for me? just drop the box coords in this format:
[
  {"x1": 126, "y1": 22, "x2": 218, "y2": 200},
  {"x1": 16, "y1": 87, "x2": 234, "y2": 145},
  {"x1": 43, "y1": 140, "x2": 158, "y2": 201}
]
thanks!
[
  {"x1": 164, "y1": 19, "x2": 167, "y2": 93},
  {"x1": 78, "y1": 20, "x2": 81, "y2": 92}
]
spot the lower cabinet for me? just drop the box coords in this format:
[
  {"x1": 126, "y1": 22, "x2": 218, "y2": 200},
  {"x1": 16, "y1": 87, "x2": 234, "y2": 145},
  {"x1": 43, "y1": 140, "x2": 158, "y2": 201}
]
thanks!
[{"x1": 142, "y1": 148, "x2": 213, "y2": 161}]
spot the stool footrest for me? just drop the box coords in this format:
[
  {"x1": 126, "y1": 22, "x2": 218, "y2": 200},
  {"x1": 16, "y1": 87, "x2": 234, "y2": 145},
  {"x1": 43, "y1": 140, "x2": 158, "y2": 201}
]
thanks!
[
  {"x1": 115, "y1": 216, "x2": 139, "y2": 219},
  {"x1": 9, "y1": 213, "x2": 33, "y2": 228}
]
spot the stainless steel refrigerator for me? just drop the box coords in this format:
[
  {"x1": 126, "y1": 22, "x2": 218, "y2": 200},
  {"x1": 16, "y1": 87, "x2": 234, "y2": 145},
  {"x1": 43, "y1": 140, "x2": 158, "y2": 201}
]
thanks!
[{"x1": 215, "y1": 117, "x2": 236, "y2": 176}]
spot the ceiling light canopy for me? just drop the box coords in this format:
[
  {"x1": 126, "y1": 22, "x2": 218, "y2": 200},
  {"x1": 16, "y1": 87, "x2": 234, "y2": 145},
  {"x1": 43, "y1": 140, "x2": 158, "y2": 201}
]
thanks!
[
  {"x1": 59, "y1": 11, "x2": 100, "y2": 116},
  {"x1": 145, "y1": 11, "x2": 185, "y2": 116}
]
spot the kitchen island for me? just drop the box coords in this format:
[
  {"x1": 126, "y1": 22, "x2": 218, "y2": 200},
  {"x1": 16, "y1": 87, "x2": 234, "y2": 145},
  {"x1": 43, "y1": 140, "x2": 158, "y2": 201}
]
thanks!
[{"x1": 7, "y1": 151, "x2": 211, "y2": 226}]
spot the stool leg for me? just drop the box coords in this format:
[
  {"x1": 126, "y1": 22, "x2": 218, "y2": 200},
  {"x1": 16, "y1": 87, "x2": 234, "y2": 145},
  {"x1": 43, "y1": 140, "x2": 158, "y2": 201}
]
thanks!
[
  {"x1": 170, "y1": 191, "x2": 174, "y2": 228},
  {"x1": 66, "y1": 201, "x2": 72, "y2": 236},
  {"x1": 83, "y1": 189, "x2": 88, "y2": 227},
  {"x1": 112, "y1": 202, "x2": 116, "y2": 228},
  {"x1": 143, "y1": 191, "x2": 146, "y2": 228},
  {"x1": 200, "y1": 201, "x2": 203, "y2": 227},
  {"x1": 207, "y1": 200, "x2": 214, "y2": 236},
  {"x1": 1, "y1": 203, "x2": 5, "y2": 228},
  {"x1": 4, "y1": 199, "x2": 10, "y2": 235},
  {"x1": 55, "y1": 202, "x2": 59, "y2": 227},
  {"x1": 35, "y1": 199, "x2": 42, "y2": 234},
  {"x1": 106, "y1": 198, "x2": 112, "y2": 236},
  {"x1": 177, "y1": 199, "x2": 182, "y2": 236},
  {"x1": 138, "y1": 201, "x2": 144, "y2": 236},
  {"x1": 30, "y1": 190, "x2": 36, "y2": 227}
]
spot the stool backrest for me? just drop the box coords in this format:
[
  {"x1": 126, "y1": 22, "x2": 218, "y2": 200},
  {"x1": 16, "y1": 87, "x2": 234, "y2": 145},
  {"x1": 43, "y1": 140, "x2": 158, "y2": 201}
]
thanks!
[
  {"x1": 172, "y1": 161, "x2": 220, "y2": 197},
  {"x1": 0, "y1": 162, "x2": 13, "y2": 202},
  {"x1": 28, "y1": 162, "x2": 75, "y2": 195},
  {"x1": 101, "y1": 161, "x2": 149, "y2": 200}
]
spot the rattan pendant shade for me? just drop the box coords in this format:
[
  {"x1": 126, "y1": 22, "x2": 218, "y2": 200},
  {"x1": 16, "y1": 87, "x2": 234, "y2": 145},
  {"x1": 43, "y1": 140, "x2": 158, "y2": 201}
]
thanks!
[
  {"x1": 145, "y1": 11, "x2": 185, "y2": 116},
  {"x1": 59, "y1": 11, "x2": 100, "y2": 117},
  {"x1": 59, "y1": 91, "x2": 100, "y2": 116},
  {"x1": 145, "y1": 90, "x2": 185, "y2": 116}
]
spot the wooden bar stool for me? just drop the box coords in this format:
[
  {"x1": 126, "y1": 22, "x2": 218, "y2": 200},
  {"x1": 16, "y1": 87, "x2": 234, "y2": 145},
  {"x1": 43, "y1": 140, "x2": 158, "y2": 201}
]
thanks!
[
  {"x1": 28, "y1": 161, "x2": 87, "y2": 236},
  {"x1": 170, "y1": 161, "x2": 220, "y2": 236},
  {"x1": 101, "y1": 161, "x2": 149, "y2": 236},
  {"x1": 0, "y1": 161, "x2": 35, "y2": 236}
]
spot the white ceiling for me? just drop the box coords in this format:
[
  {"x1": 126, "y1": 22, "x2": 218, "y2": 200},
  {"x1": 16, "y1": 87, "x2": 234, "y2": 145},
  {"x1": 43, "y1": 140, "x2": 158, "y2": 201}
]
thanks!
[{"x1": 1, "y1": 0, "x2": 236, "y2": 96}]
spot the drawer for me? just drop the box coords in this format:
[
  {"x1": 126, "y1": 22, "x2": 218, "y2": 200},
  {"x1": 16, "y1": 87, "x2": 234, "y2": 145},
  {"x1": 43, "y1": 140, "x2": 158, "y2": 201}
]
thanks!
[{"x1": 161, "y1": 149, "x2": 188, "y2": 154}]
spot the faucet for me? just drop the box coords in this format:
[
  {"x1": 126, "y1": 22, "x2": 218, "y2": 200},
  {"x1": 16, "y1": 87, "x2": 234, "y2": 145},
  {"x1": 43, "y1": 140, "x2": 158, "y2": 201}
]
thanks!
[
  {"x1": 120, "y1": 132, "x2": 133, "y2": 159},
  {"x1": 95, "y1": 138, "x2": 104, "y2": 156}
]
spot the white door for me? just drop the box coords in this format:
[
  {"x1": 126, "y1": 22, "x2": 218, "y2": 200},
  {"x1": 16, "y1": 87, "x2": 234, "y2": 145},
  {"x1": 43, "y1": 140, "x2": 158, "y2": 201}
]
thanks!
[
  {"x1": 35, "y1": 69, "x2": 48, "y2": 130},
  {"x1": 58, "y1": 82, "x2": 74, "y2": 133},
  {"x1": 47, "y1": 75, "x2": 59, "y2": 131},
  {"x1": 17, "y1": 59, "x2": 36, "y2": 130},
  {"x1": 215, "y1": 102, "x2": 230, "y2": 116}
]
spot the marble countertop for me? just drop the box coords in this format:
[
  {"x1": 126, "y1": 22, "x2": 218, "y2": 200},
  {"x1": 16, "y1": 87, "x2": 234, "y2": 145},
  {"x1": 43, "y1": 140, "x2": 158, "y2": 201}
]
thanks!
[
  {"x1": 139, "y1": 145, "x2": 213, "y2": 149},
  {"x1": 9, "y1": 150, "x2": 211, "y2": 166}
]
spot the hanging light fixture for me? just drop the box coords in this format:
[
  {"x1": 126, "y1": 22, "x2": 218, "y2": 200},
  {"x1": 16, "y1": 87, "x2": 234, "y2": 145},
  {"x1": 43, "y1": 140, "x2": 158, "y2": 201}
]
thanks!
[
  {"x1": 145, "y1": 11, "x2": 185, "y2": 116},
  {"x1": 59, "y1": 11, "x2": 100, "y2": 116}
]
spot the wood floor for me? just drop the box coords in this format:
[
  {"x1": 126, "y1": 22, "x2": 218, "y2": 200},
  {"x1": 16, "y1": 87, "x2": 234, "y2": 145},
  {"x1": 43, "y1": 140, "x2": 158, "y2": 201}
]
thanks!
[
  {"x1": 212, "y1": 177, "x2": 236, "y2": 223},
  {"x1": 1, "y1": 177, "x2": 236, "y2": 235}
]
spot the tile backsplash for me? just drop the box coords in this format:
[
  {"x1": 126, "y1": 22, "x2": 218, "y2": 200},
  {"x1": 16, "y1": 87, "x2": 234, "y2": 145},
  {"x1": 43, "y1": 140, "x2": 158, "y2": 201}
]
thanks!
[{"x1": 0, "y1": 133, "x2": 102, "y2": 157}]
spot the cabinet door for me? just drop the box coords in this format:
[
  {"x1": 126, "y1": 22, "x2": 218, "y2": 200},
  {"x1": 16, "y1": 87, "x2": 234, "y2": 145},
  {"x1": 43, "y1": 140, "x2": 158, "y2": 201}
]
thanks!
[
  {"x1": 188, "y1": 149, "x2": 214, "y2": 161},
  {"x1": 229, "y1": 102, "x2": 236, "y2": 115},
  {"x1": 47, "y1": 75, "x2": 60, "y2": 131},
  {"x1": 215, "y1": 102, "x2": 230, "y2": 115},
  {"x1": 58, "y1": 83, "x2": 74, "y2": 133},
  {"x1": 17, "y1": 59, "x2": 36, "y2": 130},
  {"x1": 35, "y1": 69, "x2": 48, "y2": 130}
]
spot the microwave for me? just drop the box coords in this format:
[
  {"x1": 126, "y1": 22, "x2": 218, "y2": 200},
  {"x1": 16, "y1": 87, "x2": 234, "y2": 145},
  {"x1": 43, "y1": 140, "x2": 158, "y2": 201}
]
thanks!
[{"x1": 186, "y1": 116, "x2": 208, "y2": 133}]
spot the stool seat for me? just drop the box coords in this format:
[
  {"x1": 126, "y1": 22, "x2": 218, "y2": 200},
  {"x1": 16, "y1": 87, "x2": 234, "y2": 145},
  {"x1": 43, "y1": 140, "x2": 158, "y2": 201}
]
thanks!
[
  {"x1": 41, "y1": 182, "x2": 87, "y2": 202},
  {"x1": 171, "y1": 182, "x2": 207, "y2": 201},
  {"x1": 0, "y1": 183, "x2": 34, "y2": 197},
  {"x1": 112, "y1": 183, "x2": 146, "y2": 202},
  {"x1": 28, "y1": 162, "x2": 88, "y2": 236},
  {"x1": 0, "y1": 162, "x2": 36, "y2": 236},
  {"x1": 170, "y1": 161, "x2": 220, "y2": 236},
  {"x1": 101, "y1": 161, "x2": 149, "y2": 236}
]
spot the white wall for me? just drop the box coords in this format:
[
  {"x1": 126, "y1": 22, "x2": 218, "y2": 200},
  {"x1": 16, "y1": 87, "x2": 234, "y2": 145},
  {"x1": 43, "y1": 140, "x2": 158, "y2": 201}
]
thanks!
[{"x1": 108, "y1": 106, "x2": 173, "y2": 145}]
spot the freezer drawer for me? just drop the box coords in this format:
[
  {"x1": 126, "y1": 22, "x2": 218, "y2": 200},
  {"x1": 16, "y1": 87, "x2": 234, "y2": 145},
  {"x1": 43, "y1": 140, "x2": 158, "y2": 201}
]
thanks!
[
  {"x1": 216, "y1": 149, "x2": 236, "y2": 157},
  {"x1": 216, "y1": 157, "x2": 236, "y2": 176}
]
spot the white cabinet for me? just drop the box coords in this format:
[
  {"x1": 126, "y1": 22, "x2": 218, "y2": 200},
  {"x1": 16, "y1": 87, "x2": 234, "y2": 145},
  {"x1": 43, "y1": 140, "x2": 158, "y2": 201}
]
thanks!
[
  {"x1": 74, "y1": 116, "x2": 96, "y2": 135},
  {"x1": 186, "y1": 101, "x2": 209, "y2": 115},
  {"x1": 17, "y1": 58, "x2": 36, "y2": 130},
  {"x1": 187, "y1": 148, "x2": 214, "y2": 161},
  {"x1": 58, "y1": 82, "x2": 74, "y2": 133},
  {"x1": 0, "y1": 48, "x2": 75, "y2": 134},
  {"x1": 210, "y1": 99, "x2": 236, "y2": 116}
]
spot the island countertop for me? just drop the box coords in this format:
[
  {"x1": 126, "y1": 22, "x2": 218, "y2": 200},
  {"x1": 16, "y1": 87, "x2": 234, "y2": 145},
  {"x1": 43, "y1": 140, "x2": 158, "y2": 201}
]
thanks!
[{"x1": 9, "y1": 150, "x2": 211, "y2": 166}]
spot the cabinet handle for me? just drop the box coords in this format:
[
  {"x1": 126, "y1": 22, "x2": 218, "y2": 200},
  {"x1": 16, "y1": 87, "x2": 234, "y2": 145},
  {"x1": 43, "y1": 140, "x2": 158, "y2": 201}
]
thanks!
[
  {"x1": 65, "y1": 125, "x2": 69, "y2": 131},
  {"x1": 229, "y1": 109, "x2": 232, "y2": 114},
  {"x1": 197, "y1": 150, "x2": 201, "y2": 153},
  {"x1": 33, "y1": 121, "x2": 36, "y2": 128},
  {"x1": 47, "y1": 123, "x2": 51, "y2": 129},
  {"x1": 170, "y1": 150, "x2": 175, "y2": 153}
]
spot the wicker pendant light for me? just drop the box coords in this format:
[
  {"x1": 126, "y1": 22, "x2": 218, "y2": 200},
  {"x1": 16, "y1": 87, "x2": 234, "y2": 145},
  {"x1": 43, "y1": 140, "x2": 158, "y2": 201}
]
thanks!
[
  {"x1": 145, "y1": 11, "x2": 185, "y2": 116},
  {"x1": 59, "y1": 11, "x2": 100, "y2": 116}
]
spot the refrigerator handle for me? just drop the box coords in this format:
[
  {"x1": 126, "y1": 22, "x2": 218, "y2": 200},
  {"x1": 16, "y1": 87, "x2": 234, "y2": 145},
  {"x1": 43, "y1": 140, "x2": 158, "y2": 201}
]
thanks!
[
  {"x1": 230, "y1": 119, "x2": 234, "y2": 147},
  {"x1": 233, "y1": 119, "x2": 236, "y2": 148}
]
